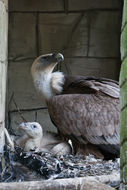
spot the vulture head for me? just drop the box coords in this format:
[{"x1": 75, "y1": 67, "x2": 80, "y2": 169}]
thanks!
[
  {"x1": 31, "y1": 53, "x2": 64, "y2": 72},
  {"x1": 31, "y1": 53, "x2": 65, "y2": 99},
  {"x1": 18, "y1": 122, "x2": 43, "y2": 152},
  {"x1": 19, "y1": 122, "x2": 43, "y2": 139},
  {"x1": 18, "y1": 122, "x2": 72, "y2": 155}
]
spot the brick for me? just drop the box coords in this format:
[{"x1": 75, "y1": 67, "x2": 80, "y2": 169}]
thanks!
[
  {"x1": 39, "y1": 13, "x2": 88, "y2": 57},
  {"x1": 9, "y1": 0, "x2": 64, "y2": 12},
  {"x1": 8, "y1": 60, "x2": 46, "y2": 111},
  {"x1": 62, "y1": 58, "x2": 119, "y2": 80},
  {"x1": 8, "y1": 13, "x2": 37, "y2": 60},
  {"x1": 89, "y1": 11, "x2": 121, "y2": 57},
  {"x1": 9, "y1": 109, "x2": 57, "y2": 135},
  {"x1": 69, "y1": 0, "x2": 122, "y2": 11},
  {"x1": 0, "y1": 0, "x2": 8, "y2": 61}
]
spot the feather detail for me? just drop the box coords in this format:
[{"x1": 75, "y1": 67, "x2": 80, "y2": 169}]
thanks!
[{"x1": 50, "y1": 72, "x2": 65, "y2": 94}]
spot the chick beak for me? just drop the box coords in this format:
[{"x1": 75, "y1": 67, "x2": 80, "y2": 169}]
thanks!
[{"x1": 19, "y1": 122, "x2": 26, "y2": 128}]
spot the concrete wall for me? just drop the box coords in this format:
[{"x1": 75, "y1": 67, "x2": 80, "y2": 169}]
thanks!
[{"x1": 8, "y1": 0, "x2": 122, "y2": 133}]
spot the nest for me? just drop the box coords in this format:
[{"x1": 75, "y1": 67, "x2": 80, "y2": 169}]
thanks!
[{"x1": 0, "y1": 146, "x2": 120, "y2": 189}]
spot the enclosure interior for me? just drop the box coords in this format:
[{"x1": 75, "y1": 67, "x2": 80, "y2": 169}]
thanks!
[{"x1": 8, "y1": 0, "x2": 122, "y2": 134}]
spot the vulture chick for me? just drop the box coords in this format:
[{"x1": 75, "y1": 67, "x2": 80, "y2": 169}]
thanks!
[
  {"x1": 15, "y1": 122, "x2": 71, "y2": 155},
  {"x1": 31, "y1": 53, "x2": 120, "y2": 159}
]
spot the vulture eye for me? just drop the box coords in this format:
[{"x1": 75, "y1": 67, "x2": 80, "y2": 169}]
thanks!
[{"x1": 40, "y1": 56, "x2": 47, "y2": 62}]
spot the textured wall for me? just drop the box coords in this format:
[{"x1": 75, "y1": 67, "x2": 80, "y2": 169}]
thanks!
[
  {"x1": 8, "y1": 0, "x2": 122, "y2": 133},
  {"x1": 120, "y1": 0, "x2": 127, "y2": 189}
]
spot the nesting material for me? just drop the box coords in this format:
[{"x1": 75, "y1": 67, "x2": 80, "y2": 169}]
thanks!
[
  {"x1": 17, "y1": 150, "x2": 120, "y2": 180},
  {"x1": 0, "y1": 146, "x2": 120, "y2": 189}
]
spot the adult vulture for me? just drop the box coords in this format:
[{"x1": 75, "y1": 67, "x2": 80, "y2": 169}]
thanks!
[{"x1": 31, "y1": 53, "x2": 120, "y2": 159}]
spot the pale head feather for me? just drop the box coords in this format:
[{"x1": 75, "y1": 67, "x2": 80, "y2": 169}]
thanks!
[
  {"x1": 31, "y1": 53, "x2": 65, "y2": 100},
  {"x1": 19, "y1": 122, "x2": 43, "y2": 139}
]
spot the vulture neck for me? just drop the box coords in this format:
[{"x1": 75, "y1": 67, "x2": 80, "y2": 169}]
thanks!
[{"x1": 33, "y1": 70, "x2": 65, "y2": 100}]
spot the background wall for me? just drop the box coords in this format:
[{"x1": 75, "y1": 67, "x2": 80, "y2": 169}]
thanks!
[{"x1": 8, "y1": 0, "x2": 122, "y2": 133}]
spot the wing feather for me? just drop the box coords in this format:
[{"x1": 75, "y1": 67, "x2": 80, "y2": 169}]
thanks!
[
  {"x1": 47, "y1": 93, "x2": 120, "y2": 145},
  {"x1": 63, "y1": 76, "x2": 119, "y2": 98}
]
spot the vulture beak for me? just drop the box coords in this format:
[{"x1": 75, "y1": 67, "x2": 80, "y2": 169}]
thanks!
[
  {"x1": 39, "y1": 53, "x2": 64, "y2": 68},
  {"x1": 53, "y1": 53, "x2": 64, "y2": 63},
  {"x1": 32, "y1": 53, "x2": 64, "y2": 74}
]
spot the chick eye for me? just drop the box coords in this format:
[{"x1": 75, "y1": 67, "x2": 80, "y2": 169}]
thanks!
[{"x1": 32, "y1": 125, "x2": 37, "y2": 129}]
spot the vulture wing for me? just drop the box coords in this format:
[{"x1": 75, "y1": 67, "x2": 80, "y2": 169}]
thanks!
[
  {"x1": 62, "y1": 76, "x2": 119, "y2": 98},
  {"x1": 47, "y1": 76, "x2": 120, "y2": 145}
]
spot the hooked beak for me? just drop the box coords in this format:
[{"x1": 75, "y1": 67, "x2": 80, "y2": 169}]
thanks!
[
  {"x1": 53, "y1": 53, "x2": 64, "y2": 62},
  {"x1": 39, "y1": 53, "x2": 64, "y2": 65},
  {"x1": 32, "y1": 53, "x2": 64, "y2": 73}
]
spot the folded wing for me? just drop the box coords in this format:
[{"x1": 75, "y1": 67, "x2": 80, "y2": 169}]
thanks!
[{"x1": 48, "y1": 76, "x2": 120, "y2": 146}]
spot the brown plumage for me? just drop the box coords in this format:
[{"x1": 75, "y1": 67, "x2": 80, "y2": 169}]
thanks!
[{"x1": 31, "y1": 53, "x2": 120, "y2": 159}]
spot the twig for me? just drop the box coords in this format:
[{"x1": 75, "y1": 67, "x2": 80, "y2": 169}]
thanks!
[
  {"x1": 8, "y1": 92, "x2": 27, "y2": 122},
  {"x1": 4, "y1": 128, "x2": 14, "y2": 151},
  {"x1": 34, "y1": 111, "x2": 38, "y2": 122},
  {"x1": 8, "y1": 92, "x2": 14, "y2": 110}
]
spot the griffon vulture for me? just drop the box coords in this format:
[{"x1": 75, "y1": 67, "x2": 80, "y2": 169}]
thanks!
[
  {"x1": 12, "y1": 122, "x2": 71, "y2": 155},
  {"x1": 31, "y1": 53, "x2": 120, "y2": 159}
]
